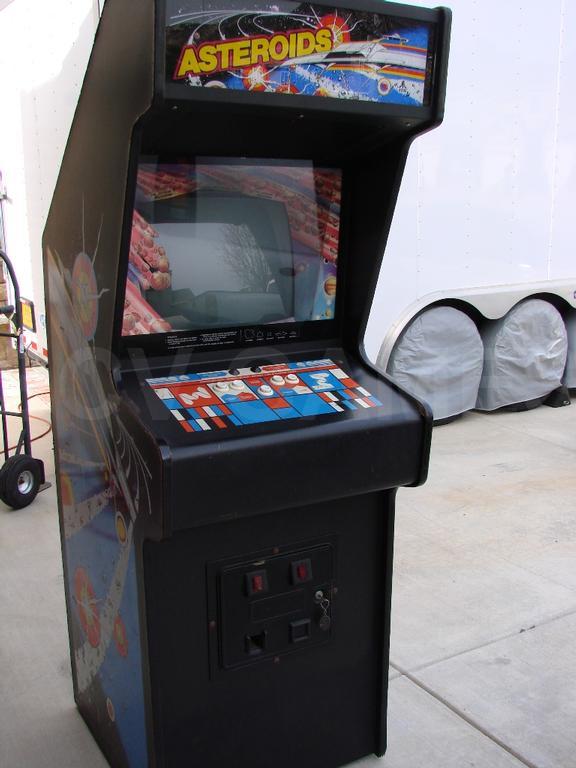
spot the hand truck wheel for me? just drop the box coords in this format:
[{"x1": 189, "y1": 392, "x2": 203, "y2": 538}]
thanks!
[{"x1": 0, "y1": 454, "x2": 42, "y2": 509}]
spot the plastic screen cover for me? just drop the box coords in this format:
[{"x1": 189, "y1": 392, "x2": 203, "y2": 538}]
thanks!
[{"x1": 122, "y1": 160, "x2": 341, "y2": 339}]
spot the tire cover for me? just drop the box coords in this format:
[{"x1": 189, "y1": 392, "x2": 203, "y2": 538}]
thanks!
[
  {"x1": 476, "y1": 299, "x2": 568, "y2": 411},
  {"x1": 564, "y1": 310, "x2": 576, "y2": 389},
  {"x1": 387, "y1": 306, "x2": 484, "y2": 420}
]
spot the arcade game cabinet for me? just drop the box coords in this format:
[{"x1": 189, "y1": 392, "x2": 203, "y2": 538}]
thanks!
[{"x1": 43, "y1": 2, "x2": 450, "y2": 766}]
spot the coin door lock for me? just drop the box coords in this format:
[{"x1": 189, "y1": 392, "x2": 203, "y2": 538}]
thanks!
[{"x1": 317, "y1": 596, "x2": 331, "y2": 632}]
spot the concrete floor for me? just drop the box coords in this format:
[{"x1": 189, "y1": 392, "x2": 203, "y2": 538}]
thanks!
[{"x1": 1, "y1": 368, "x2": 575, "y2": 768}]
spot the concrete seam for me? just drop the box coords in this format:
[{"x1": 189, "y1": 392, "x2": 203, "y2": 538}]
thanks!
[
  {"x1": 498, "y1": 554, "x2": 576, "y2": 597},
  {"x1": 389, "y1": 663, "x2": 541, "y2": 768},
  {"x1": 391, "y1": 605, "x2": 576, "y2": 674},
  {"x1": 486, "y1": 419, "x2": 576, "y2": 455}
]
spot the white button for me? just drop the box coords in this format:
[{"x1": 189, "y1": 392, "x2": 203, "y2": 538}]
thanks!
[
  {"x1": 230, "y1": 380, "x2": 244, "y2": 390},
  {"x1": 214, "y1": 382, "x2": 229, "y2": 392},
  {"x1": 258, "y1": 385, "x2": 274, "y2": 397},
  {"x1": 270, "y1": 375, "x2": 285, "y2": 386},
  {"x1": 286, "y1": 374, "x2": 299, "y2": 384}
]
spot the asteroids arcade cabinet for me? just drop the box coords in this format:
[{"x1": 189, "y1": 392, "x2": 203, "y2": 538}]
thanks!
[{"x1": 43, "y1": 1, "x2": 450, "y2": 766}]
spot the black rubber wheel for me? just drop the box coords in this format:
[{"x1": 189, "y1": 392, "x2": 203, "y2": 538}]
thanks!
[{"x1": 0, "y1": 455, "x2": 41, "y2": 509}]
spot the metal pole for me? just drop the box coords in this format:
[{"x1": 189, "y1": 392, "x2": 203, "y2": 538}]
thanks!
[
  {"x1": 0, "y1": 370, "x2": 9, "y2": 463},
  {"x1": 0, "y1": 249, "x2": 32, "y2": 456}
]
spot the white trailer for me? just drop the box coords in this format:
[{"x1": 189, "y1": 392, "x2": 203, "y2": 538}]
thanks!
[
  {"x1": 365, "y1": 0, "x2": 576, "y2": 416},
  {"x1": 0, "y1": 0, "x2": 102, "y2": 361}
]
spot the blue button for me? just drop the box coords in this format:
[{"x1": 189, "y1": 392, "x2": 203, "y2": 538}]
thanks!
[
  {"x1": 187, "y1": 420, "x2": 201, "y2": 432},
  {"x1": 275, "y1": 385, "x2": 307, "y2": 397},
  {"x1": 229, "y1": 401, "x2": 280, "y2": 425},
  {"x1": 342, "y1": 400, "x2": 357, "y2": 411},
  {"x1": 285, "y1": 394, "x2": 336, "y2": 417},
  {"x1": 275, "y1": 407, "x2": 302, "y2": 420},
  {"x1": 163, "y1": 398, "x2": 181, "y2": 410}
]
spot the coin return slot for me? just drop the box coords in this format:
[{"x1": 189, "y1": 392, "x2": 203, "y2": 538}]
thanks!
[{"x1": 245, "y1": 631, "x2": 267, "y2": 656}]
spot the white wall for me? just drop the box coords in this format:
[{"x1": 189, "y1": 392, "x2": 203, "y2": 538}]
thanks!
[
  {"x1": 0, "y1": 0, "x2": 100, "y2": 351},
  {"x1": 365, "y1": 0, "x2": 576, "y2": 361}
]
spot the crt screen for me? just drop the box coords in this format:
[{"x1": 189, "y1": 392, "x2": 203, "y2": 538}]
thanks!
[{"x1": 122, "y1": 160, "x2": 341, "y2": 336}]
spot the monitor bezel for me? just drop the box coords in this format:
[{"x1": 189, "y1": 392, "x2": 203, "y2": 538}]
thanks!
[{"x1": 115, "y1": 155, "x2": 343, "y2": 358}]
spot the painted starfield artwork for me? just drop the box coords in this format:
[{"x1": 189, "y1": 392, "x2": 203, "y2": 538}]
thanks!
[{"x1": 166, "y1": 2, "x2": 434, "y2": 106}]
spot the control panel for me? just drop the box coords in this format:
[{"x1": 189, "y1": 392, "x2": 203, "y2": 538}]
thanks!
[
  {"x1": 148, "y1": 359, "x2": 382, "y2": 432},
  {"x1": 208, "y1": 541, "x2": 336, "y2": 673}
]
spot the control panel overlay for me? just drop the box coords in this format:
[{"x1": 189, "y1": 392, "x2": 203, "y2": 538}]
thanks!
[{"x1": 147, "y1": 359, "x2": 382, "y2": 432}]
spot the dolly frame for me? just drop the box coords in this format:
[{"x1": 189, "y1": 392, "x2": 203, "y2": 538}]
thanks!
[{"x1": 0, "y1": 249, "x2": 46, "y2": 508}]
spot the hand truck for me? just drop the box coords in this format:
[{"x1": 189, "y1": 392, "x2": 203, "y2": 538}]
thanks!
[{"x1": 0, "y1": 249, "x2": 46, "y2": 509}]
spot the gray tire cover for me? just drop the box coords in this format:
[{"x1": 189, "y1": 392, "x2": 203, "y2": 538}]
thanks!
[
  {"x1": 387, "y1": 306, "x2": 484, "y2": 421},
  {"x1": 565, "y1": 310, "x2": 576, "y2": 388},
  {"x1": 476, "y1": 299, "x2": 568, "y2": 411}
]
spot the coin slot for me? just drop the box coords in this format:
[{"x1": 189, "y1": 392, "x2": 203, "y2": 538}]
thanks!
[{"x1": 245, "y1": 631, "x2": 267, "y2": 656}]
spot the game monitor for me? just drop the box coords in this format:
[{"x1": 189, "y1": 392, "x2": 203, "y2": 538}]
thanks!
[{"x1": 121, "y1": 158, "x2": 341, "y2": 351}]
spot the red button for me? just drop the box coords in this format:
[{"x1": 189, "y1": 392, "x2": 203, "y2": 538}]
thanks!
[
  {"x1": 246, "y1": 569, "x2": 268, "y2": 596},
  {"x1": 291, "y1": 558, "x2": 313, "y2": 584}
]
